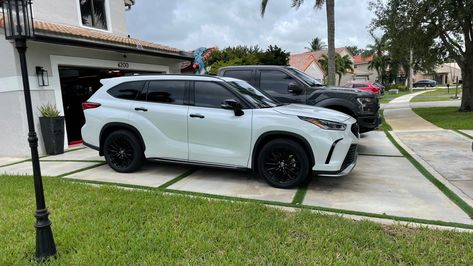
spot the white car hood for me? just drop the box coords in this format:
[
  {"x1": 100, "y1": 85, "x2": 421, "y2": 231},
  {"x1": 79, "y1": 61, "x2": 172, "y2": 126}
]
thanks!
[{"x1": 273, "y1": 104, "x2": 353, "y2": 123}]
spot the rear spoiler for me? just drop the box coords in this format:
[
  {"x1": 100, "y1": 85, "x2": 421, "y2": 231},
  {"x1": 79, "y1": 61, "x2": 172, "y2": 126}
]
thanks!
[{"x1": 100, "y1": 78, "x2": 114, "y2": 85}]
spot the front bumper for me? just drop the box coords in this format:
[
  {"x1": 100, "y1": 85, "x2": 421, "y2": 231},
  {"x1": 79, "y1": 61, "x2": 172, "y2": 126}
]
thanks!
[
  {"x1": 314, "y1": 144, "x2": 358, "y2": 177},
  {"x1": 357, "y1": 113, "x2": 381, "y2": 133}
]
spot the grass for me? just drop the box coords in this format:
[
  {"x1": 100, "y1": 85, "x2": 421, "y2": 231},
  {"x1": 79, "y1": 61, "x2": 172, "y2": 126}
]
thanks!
[
  {"x1": 411, "y1": 88, "x2": 462, "y2": 103},
  {"x1": 2, "y1": 175, "x2": 473, "y2": 265},
  {"x1": 379, "y1": 91, "x2": 413, "y2": 104},
  {"x1": 413, "y1": 107, "x2": 473, "y2": 130}
]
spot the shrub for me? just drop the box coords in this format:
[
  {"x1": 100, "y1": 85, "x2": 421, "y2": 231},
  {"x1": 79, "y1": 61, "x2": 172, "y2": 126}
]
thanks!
[
  {"x1": 38, "y1": 103, "x2": 61, "y2": 117},
  {"x1": 385, "y1": 84, "x2": 408, "y2": 91}
]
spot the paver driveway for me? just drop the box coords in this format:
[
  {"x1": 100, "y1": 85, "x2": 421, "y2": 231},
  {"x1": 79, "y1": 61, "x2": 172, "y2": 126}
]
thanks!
[{"x1": 2, "y1": 130, "x2": 471, "y2": 226}]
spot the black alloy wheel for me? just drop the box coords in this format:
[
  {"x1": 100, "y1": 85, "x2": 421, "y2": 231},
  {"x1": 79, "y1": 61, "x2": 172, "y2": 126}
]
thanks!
[
  {"x1": 104, "y1": 130, "x2": 144, "y2": 173},
  {"x1": 257, "y1": 139, "x2": 310, "y2": 189}
]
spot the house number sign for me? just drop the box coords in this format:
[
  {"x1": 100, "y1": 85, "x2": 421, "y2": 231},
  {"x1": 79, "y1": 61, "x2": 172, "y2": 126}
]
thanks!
[{"x1": 117, "y1": 62, "x2": 130, "y2": 69}]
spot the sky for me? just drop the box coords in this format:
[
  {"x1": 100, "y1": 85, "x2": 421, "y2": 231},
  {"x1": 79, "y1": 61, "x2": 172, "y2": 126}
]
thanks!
[{"x1": 126, "y1": 0, "x2": 376, "y2": 54}]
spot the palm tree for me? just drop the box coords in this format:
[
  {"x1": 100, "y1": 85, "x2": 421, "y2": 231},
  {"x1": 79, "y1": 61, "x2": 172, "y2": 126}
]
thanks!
[
  {"x1": 336, "y1": 54, "x2": 354, "y2": 85},
  {"x1": 367, "y1": 34, "x2": 389, "y2": 83},
  {"x1": 319, "y1": 54, "x2": 354, "y2": 85},
  {"x1": 305, "y1": 37, "x2": 326, "y2": 51},
  {"x1": 261, "y1": 0, "x2": 336, "y2": 86}
]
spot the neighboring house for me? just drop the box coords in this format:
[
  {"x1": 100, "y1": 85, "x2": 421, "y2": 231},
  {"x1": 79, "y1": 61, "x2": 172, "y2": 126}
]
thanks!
[
  {"x1": 352, "y1": 55, "x2": 377, "y2": 82},
  {"x1": 289, "y1": 47, "x2": 354, "y2": 85},
  {"x1": 414, "y1": 63, "x2": 462, "y2": 85},
  {"x1": 0, "y1": 0, "x2": 193, "y2": 157}
]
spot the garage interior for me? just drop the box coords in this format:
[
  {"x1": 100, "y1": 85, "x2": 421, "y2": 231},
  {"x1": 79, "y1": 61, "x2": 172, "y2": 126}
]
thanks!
[{"x1": 59, "y1": 66, "x2": 163, "y2": 145}]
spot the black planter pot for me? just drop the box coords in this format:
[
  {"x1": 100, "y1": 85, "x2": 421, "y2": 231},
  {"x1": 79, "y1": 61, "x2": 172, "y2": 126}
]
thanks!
[{"x1": 39, "y1": 117, "x2": 65, "y2": 155}]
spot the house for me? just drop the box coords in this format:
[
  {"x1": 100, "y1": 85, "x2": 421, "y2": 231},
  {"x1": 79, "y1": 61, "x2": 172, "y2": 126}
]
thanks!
[
  {"x1": 289, "y1": 47, "x2": 354, "y2": 85},
  {"x1": 352, "y1": 55, "x2": 377, "y2": 82},
  {"x1": 414, "y1": 63, "x2": 462, "y2": 85},
  {"x1": 0, "y1": 0, "x2": 193, "y2": 157}
]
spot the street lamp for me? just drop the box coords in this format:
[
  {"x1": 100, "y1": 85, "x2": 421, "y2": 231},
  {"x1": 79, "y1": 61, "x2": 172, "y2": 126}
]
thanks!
[{"x1": 1, "y1": 0, "x2": 56, "y2": 260}]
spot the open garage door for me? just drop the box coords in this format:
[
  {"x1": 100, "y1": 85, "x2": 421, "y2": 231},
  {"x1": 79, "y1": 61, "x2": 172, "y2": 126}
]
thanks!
[{"x1": 59, "y1": 66, "x2": 163, "y2": 145}]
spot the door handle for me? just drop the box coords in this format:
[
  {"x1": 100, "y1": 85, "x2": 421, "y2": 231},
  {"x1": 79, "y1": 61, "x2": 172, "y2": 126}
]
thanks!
[
  {"x1": 134, "y1": 107, "x2": 148, "y2": 112},
  {"x1": 189, "y1": 113, "x2": 205, "y2": 119}
]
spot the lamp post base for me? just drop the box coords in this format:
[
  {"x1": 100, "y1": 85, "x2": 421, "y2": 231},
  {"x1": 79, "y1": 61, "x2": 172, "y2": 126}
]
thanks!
[{"x1": 34, "y1": 208, "x2": 57, "y2": 260}]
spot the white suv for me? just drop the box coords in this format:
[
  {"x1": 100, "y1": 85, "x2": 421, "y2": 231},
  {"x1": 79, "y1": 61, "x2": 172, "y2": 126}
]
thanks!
[{"x1": 81, "y1": 75, "x2": 359, "y2": 188}]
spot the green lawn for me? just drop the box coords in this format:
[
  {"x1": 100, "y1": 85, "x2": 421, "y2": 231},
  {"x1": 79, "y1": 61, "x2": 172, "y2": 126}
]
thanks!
[
  {"x1": 2, "y1": 175, "x2": 473, "y2": 265},
  {"x1": 379, "y1": 91, "x2": 413, "y2": 104},
  {"x1": 413, "y1": 107, "x2": 473, "y2": 130},
  {"x1": 411, "y1": 88, "x2": 462, "y2": 103}
]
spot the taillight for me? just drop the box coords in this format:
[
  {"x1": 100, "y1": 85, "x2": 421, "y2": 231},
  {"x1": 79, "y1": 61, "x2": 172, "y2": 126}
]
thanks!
[{"x1": 82, "y1": 102, "x2": 101, "y2": 110}]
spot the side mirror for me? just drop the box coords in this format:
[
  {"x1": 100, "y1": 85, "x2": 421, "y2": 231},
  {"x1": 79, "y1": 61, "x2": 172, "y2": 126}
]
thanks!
[
  {"x1": 288, "y1": 83, "x2": 303, "y2": 94},
  {"x1": 221, "y1": 99, "x2": 244, "y2": 116}
]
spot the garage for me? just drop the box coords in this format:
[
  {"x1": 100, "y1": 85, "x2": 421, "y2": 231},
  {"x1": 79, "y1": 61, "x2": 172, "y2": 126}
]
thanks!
[{"x1": 59, "y1": 66, "x2": 164, "y2": 145}]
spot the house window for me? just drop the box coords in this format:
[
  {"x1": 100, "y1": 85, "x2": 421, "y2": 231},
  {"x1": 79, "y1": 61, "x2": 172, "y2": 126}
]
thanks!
[{"x1": 80, "y1": 0, "x2": 108, "y2": 30}]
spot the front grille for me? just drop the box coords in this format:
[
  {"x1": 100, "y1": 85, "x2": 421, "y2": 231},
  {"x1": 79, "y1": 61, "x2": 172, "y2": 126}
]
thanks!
[
  {"x1": 341, "y1": 144, "x2": 358, "y2": 171},
  {"x1": 351, "y1": 123, "x2": 360, "y2": 137}
]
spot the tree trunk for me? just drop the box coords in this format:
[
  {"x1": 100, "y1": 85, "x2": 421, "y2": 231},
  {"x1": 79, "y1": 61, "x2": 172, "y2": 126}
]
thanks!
[
  {"x1": 326, "y1": 0, "x2": 336, "y2": 86},
  {"x1": 460, "y1": 61, "x2": 473, "y2": 112}
]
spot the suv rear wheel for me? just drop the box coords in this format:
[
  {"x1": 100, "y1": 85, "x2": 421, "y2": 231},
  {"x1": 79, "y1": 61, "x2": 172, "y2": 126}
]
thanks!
[
  {"x1": 257, "y1": 139, "x2": 310, "y2": 188},
  {"x1": 103, "y1": 130, "x2": 144, "y2": 173}
]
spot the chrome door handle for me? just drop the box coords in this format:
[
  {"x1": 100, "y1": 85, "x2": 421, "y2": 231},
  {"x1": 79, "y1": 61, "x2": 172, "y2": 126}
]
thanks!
[
  {"x1": 134, "y1": 107, "x2": 148, "y2": 112},
  {"x1": 189, "y1": 113, "x2": 205, "y2": 119}
]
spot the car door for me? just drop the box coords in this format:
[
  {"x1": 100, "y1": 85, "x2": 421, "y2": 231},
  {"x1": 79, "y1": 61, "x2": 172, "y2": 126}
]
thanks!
[
  {"x1": 188, "y1": 81, "x2": 252, "y2": 167},
  {"x1": 130, "y1": 80, "x2": 189, "y2": 160},
  {"x1": 258, "y1": 70, "x2": 306, "y2": 103}
]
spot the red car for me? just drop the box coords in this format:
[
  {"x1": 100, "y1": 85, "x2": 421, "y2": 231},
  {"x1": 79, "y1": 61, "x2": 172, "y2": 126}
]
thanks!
[{"x1": 343, "y1": 81, "x2": 383, "y2": 95}]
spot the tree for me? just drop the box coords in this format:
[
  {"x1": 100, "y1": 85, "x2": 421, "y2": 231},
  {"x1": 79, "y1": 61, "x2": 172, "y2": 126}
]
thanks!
[
  {"x1": 261, "y1": 0, "x2": 337, "y2": 86},
  {"x1": 206, "y1": 45, "x2": 290, "y2": 75},
  {"x1": 306, "y1": 37, "x2": 327, "y2": 51},
  {"x1": 371, "y1": 0, "x2": 473, "y2": 111},
  {"x1": 318, "y1": 53, "x2": 354, "y2": 85}
]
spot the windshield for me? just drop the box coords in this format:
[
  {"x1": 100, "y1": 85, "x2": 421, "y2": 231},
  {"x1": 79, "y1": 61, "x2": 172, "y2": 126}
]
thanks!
[
  {"x1": 227, "y1": 80, "x2": 280, "y2": 108},
  {"x1": 285, "y1": 67, "x2": 323, "y2": 87}
]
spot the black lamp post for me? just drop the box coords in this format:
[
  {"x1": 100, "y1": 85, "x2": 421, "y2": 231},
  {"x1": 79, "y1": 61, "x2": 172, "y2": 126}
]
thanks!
[{"x1": 1, "y1": 0, "x2": 56, "y2": 260}]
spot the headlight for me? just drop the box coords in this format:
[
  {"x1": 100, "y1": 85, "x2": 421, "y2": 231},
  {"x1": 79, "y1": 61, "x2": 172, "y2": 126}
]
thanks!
[
  {"x1": 357, "y1": 97, "x2": 375, "y2": 111},
  {"x1": 299, "y1": 116, "x2": 347, "y2": 131}
]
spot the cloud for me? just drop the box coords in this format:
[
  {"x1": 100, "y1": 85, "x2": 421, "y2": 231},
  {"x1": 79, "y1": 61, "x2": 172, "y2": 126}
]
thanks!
[{"x1": 126, "y1": 0, "x2": 376, "y2": 53}]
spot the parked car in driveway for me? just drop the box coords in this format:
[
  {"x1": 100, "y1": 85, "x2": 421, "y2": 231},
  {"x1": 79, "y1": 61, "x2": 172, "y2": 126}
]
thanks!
[
  {"x1": 413, "y1": 79, "x2": 437, "y2": 87},
  {"x1": 81, "y1": 75, "x2": 359, "y2": 188},
  {"x1": 218, "y1": 65, "x2": 380, "y2": 133},
  {"x1": 343, "y1": 81, "x2": 384, "y2": 95}
]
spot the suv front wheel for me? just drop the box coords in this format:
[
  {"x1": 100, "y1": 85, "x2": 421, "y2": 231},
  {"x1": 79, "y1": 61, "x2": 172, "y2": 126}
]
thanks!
[
  {"x1": 103, "y1": 130, "x2": 144, "y2": 173},
  {"x1": 257, "y1": 139, "x2": 310, "y2": 189}
]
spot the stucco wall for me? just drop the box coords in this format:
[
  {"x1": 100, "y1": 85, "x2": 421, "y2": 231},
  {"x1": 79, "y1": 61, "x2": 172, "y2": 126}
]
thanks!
[
  {"x1": 0, "y1": 39, "x2": 185, "y2": 157},
  {"x1": 354, "y1": 63, "x2": 377, "y2": 82},
  {"x1": 33, "y1": 0, "x2": 129, "y2": 36}
]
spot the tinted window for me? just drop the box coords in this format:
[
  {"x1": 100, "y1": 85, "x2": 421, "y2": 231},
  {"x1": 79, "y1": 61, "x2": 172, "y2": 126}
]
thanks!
[
  {"x1": 223, "y1": 70, "x2": 253, "y2": 84},
  {"x1": 353, "y1": 84, "x2": 366, "y2": 88},
  {"x1": 80, "y1": 0, "x2": 107, "y2": 30},
  {"x1": 260, "y1": 71, "x2": 295, "y2": 94},
  {"x1": 147, "y1": 81, "x2": 186, "y2": 105},
  {"x1": 195, "y1": 82, "x2": 236, "y2": 108},
  {"x1": 108, "y1": 81, "x2": 145, "y2": 100}
]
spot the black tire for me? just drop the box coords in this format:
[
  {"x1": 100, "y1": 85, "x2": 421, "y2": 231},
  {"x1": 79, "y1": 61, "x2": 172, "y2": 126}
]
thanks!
[
  {"x1": 103, "y1": 130, "x2": 144, "y2": 173},
  {"x1": 257, "y1": 139, "x2": 310, "y2": 189}
]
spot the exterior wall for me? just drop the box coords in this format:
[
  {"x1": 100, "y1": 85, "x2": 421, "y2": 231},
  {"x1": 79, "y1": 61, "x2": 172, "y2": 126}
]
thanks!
[
  {"x1": 33, "y1": 0, "x2": 129, "y2": 36},
  {"x1": 304, "y1": 62, "x2": 324, "y2": 82},
  {"x1": 0, "y1": 38, "x2": 184, "y2": 157},
  {"x1": 354, "y1": 63, "x2": 377, "y2": 82},
  {"x1": 413, "y1": 63, "x2": 462, "y2": 85}
]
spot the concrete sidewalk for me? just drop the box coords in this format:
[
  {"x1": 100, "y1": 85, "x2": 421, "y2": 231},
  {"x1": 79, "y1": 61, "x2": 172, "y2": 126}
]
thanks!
[{"x1": 384, "y1": 92, "x2": 473, "y2": 203}]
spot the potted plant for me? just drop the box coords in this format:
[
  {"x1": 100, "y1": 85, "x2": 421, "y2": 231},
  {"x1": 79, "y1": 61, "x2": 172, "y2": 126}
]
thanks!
[{"x1": 38, "y1": 103, "x2": 65, "y2": 155}]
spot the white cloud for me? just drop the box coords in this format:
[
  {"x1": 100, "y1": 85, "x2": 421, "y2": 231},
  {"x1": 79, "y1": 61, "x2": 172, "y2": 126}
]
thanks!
[{"x1": 126, "y1": 0, "x2": 376, "y2": 53}]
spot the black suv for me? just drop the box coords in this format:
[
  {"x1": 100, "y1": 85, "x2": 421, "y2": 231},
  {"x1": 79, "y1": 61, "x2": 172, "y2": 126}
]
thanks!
[{"x1": 218, "y1": 65, "x2": 380, "y2": 133}]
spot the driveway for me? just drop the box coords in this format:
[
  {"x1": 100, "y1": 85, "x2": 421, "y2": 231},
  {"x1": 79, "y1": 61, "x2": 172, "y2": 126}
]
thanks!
[{"x1": 2, "y1": 131, "x2": 472, "y2": 226}]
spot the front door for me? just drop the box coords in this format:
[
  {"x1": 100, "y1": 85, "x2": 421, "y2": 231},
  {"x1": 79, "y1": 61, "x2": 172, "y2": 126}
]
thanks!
[
  {"x1": 258, "y1": 70, "x2": 306, "y2": 103},
  {"x1": 188, "y1": 81, "x2": 252, "y2": 167}
]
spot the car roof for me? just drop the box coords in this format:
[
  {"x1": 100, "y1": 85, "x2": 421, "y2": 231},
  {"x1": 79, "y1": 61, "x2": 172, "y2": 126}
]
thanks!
[
  {"x1": 100, "y1": 74, "x2": 226, "y2": 86},
  {"x1": 219, "y1": 65, "x2": 291, "y2": 69}
]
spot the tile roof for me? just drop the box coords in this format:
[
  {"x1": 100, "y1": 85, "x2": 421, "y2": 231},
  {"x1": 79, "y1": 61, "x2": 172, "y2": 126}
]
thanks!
[
  {"x1": 289, "y1": 51, "x2": 324, "y2": 72},
  {"x1": 0, "y1": 15, "x2": 190, "y2": 58},
  {"x1": 353, "y1": 55, "x2": 373, "y2": 64}
]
